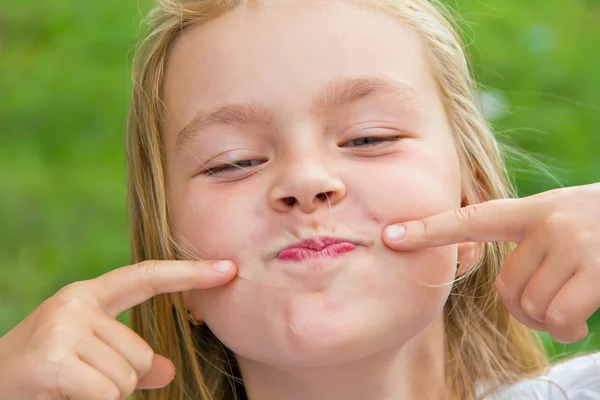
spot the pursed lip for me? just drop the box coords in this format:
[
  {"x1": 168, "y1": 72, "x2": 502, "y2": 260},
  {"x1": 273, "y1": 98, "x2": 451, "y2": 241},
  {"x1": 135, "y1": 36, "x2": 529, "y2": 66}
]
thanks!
[
  {"x1": 281, "y1": 236, "x2": 357, "y2": 251},
  {"x1": 276, "y1": 236, "x2": 359, "y2": 261}
]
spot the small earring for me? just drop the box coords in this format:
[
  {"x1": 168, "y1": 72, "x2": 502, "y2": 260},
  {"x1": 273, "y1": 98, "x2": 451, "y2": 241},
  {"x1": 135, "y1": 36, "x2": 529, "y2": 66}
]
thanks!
[
  {"x1": 187, "y1": 308, "x2": 204, "y2": 326},
  {"x1": 457, "y1": 261, "x2": 461, "y2": 270}
]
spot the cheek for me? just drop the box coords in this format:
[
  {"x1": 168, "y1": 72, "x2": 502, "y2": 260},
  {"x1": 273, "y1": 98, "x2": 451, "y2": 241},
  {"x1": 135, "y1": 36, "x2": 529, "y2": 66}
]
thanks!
[
  {"x1": 349, "y1": 152, "x2": 460, "y2": 294},
  {"x1": 355, "y1": 153, "x2": 461, "y2": 224},
  {"x1": 171, "y1": 185, "x2": 270, "y2": 262},
  {"x1": 365, "y1": 241, "x2": 457, "y2": 304},
  {"x1": 401, "y1": 247, "x2": 457, "y2": 306}
]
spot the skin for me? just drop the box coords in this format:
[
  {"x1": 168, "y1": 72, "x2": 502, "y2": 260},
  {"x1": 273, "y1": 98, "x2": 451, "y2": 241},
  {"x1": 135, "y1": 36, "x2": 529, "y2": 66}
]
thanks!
[
  {"x1": 0, "y1": 3, "x2": 597, "y2": 400},
  {"x1": 163, "y1": 1, "x2": 475, "y2": 399},
  {"x1": 384, "y1": 183, "x2": 600, "y2": 345},
  {"x1": 0, "y1": 260, "x2": 237, "y2": 400}
]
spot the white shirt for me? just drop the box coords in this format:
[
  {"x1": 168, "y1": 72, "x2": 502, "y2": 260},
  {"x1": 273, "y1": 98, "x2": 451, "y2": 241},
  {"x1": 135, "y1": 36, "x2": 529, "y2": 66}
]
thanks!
[{"x1": 482, "y1": 351, "x2": 600, "y2": 399}]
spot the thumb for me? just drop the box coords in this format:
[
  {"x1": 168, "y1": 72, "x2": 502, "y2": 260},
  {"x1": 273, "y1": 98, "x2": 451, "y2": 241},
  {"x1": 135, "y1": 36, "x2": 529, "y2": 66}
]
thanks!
[{"x1": 136, "y1": 354, "x2": 176, "y2": 390}]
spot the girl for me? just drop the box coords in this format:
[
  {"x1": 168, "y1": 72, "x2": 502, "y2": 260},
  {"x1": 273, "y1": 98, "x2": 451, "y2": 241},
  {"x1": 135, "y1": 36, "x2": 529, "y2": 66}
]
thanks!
[{"x1": 1, "y1": 0, "x2": 599, "y2": 399}]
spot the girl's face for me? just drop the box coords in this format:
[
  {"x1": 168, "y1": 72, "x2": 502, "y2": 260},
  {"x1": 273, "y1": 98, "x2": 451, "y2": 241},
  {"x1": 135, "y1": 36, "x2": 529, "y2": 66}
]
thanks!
[{"x1": 164, "y1": 1, "x2": 462, "y2": 366}]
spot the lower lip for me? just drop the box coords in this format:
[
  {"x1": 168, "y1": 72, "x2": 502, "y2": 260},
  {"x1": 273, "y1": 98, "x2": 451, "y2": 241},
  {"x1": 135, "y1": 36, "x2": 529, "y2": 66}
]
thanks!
[{"x1": 277, "y1": 243, "x2": 357, "y2": 261}]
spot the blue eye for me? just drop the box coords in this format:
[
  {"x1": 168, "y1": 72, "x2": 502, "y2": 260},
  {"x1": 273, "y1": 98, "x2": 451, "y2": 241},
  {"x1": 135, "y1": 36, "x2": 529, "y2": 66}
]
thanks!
[
  {"x1": 203, "y1": 160, "x2": 264, "y2": 175},
  {"x1": 342, "y1": 136, "x2": 402, "y2": 147}
]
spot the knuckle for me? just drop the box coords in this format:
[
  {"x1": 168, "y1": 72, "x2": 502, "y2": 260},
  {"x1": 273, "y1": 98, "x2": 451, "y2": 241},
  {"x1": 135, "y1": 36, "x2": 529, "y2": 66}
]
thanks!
[
  {"x1": 136, "y1": 260, "x2": 158, "y2": 282},
  {"x1": 417, "y1": 218, "x2": 430, "y2": 239},
  {"x1": 103, "y1": 383, "x2": 121, "y2": 400},
  {"x1": 532, "y1": 188, "x2": 561, "y2": 202},
  {"x1": 44, "y1": 317, "x2": 67, "y2": 339},
  {"x1": 136, "y1": 260, "x2": 160, "y2": 292},
  {"x1": 135, "y1": 346, "x2": 156, "y2": 378},
  {"x1": 593, "y1": 256, "x2": 600, "y2": 271},
  {"x1": 53, "y1": 291, "x2": 84, "y2": 311},
  {"x1": 495, "y1": 277, "x2": 512, "y2": 301},
  {"x1": 124, "y1": 369, "x2": 139, "y2": 395},
  {"x1": 49, "y1": 290, "x2": 88, "y2": 319},
  {"x1": 31, "y1": 371, "x2": 61, "y2": 400},
  {"x1": 495, "y1": 277, "x2": 520, "y2": 309},
  {"x1": 54, "y1": 282, "x2": 84, "y2": 303},
  {"x1": 454, "y1": 205, "x2": 478, "y2": 222},
  {"x1": 136, "y1": 260, "x2": 157, "y2": 273},
  {"x1": 544, "y1": 212, "x2": 568, "y2": 231},
  {"x1": 573, "y1": 230, "x2": 593, "y2": 248},
  {"x1": 34, "y1": 392, "x2": 55, "y2": 400}
]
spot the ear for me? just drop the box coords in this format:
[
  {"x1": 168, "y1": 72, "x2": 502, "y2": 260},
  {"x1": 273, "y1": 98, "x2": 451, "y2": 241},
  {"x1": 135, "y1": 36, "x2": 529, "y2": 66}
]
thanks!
[
  {"x1": 457, "y1": 241, "x2": 484, "y2": 276},
  {"x1": 456, "y1": 195, "x2": 484, "y2": 276},
  {"x1": 173, "y1": 290, "x2": 205, "y2": 322}
]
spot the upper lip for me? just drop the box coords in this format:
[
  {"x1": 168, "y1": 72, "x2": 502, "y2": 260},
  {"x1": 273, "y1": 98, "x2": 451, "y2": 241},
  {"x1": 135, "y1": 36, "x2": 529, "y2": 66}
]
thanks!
[{"x1": 278, "y1": 236, "x2": 357, "y2": 254}]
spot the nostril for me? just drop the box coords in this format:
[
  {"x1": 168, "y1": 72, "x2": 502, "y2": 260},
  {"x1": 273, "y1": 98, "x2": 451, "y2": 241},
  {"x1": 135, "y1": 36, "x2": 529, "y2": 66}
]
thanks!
[
  {"x1": 283, "y1": 197, "x2": 297, "y2": 206},
  {"x1": 316, "y1": 192, "x2": 333, "y2": 201}
]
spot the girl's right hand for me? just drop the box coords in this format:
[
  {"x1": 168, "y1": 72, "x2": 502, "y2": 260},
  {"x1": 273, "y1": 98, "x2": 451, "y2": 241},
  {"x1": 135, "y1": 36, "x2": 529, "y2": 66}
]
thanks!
[{"x1": 0, "y1": 259, "x2": 237, "y2": 400}]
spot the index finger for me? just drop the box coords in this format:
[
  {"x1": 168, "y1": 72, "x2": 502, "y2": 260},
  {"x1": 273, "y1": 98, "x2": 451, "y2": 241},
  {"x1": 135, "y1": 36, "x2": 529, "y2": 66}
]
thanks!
[
  {"x1": 88, "y1": 260, "x2": 236, "y2": 318},
  {"x1": 383, "y1": 198, "x2": 537, "y2": 250}
]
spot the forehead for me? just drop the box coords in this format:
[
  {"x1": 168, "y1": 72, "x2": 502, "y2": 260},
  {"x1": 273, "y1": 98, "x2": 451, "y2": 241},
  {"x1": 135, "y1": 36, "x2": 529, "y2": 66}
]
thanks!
[{"x1": 163, "y1": 0, "x2": 437, "y2": 135}]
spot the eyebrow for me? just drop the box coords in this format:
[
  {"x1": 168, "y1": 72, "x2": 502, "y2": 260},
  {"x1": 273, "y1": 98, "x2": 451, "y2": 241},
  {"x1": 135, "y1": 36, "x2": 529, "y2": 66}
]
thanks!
[
  {"x1": 175, "y1": 76, "x2": 420, "y2": 150},
  {"x1": 311, "y1": 76, "x2": 420, "y2": 115},
  {"x1": 175, "y1": 102, "x2": 274, "y2": 151}
]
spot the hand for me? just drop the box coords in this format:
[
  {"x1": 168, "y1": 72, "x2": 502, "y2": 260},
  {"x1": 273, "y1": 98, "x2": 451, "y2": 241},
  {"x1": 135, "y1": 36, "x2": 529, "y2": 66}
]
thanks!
[
  {"x1": 0, "y1": 260, "x2": 236, "y2": 400},
  {"x1": 382, "y1": 183, "x2": 600, "y2": 345}
]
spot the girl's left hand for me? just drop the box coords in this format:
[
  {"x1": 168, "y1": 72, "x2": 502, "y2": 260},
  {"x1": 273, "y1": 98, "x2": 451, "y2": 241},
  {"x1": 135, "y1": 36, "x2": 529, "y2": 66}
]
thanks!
[{"x1": 382, "y1": 183, "x2": 600, "y2": 344}]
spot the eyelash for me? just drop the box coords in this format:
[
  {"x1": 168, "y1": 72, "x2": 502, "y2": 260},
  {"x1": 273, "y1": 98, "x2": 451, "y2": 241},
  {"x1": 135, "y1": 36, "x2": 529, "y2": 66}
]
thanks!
[{"x1": 201, "y1": 135, "x2": 402, "y2": 175}]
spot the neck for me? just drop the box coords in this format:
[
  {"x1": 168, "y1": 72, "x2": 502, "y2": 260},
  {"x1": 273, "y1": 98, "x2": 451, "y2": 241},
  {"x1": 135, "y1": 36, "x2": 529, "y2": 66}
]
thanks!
[{"x1": 237, "y1": 315, "x2": 453, "y2": 400}]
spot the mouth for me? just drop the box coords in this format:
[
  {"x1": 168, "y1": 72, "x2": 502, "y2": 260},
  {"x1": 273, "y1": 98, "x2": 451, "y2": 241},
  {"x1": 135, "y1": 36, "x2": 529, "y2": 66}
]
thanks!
[{"x1": 277, "y1": 236, "x2": 358, "y2": 262}]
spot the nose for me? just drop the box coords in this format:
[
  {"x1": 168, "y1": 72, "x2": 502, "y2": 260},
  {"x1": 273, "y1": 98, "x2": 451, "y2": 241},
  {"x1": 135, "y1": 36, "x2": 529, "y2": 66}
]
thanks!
[{"x1": 269, "y1": 164, "x2": 346, "y2": 213}]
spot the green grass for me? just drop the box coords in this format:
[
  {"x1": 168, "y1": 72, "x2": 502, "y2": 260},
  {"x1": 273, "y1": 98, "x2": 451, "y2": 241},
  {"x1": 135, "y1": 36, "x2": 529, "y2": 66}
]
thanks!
[{"x1": 1, "y1": 0, "x2": 599, "y2": 366}]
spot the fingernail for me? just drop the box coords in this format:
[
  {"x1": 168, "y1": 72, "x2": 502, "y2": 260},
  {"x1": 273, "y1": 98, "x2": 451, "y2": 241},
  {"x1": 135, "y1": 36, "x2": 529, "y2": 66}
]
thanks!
[
  {"x1": 385, "y1": 225, "x2": 406, "y2": 240},
  {"x1": 548, "y1": 308, "x2": 564, "y2": 324},
  {"x1": 522, "y1": 298, "x2": 544, "y2": 322},
  {"x1": 108, "y1": 386, "x2": 120, "y2": 400},
  {"x1": 213, "y1": 260, "x2": 234, "y2": 273},
  {"x1": 129, "y1": 371, "x2": 138, "y2": 386}
]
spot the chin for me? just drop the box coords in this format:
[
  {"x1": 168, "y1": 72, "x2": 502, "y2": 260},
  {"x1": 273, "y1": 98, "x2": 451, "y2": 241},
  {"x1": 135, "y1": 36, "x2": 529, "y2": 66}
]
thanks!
[
  {"x1": 203, "y1": 256, "x2": 453, "y2": 368},
  {"x1": 279, "y1": 321, "x2": 395, "y2": 367},
  {"x1": 272, "y1": 291, "x2": 441, "y2": 367}
]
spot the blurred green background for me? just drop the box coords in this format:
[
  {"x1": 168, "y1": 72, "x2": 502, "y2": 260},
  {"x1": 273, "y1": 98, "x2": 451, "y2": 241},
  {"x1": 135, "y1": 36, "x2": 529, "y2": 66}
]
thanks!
[{"x1": 1, "y1": 0, "x2": 599, "y2": 365}]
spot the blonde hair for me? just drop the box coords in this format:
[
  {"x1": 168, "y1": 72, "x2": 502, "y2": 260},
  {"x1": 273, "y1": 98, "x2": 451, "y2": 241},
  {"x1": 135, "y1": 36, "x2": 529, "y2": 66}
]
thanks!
[{"x1": 126, "y1": 1, "x2": 549, "y2": 399}]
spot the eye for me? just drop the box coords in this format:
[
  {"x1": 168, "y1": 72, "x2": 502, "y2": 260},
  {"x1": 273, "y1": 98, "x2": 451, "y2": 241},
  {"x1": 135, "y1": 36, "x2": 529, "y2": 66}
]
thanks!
[
  {"x1": 202, "y1": 159, "x2": 264, "y2": 175},
  {"x1": 342, "y1": 135, "x2": 402, "y2": 148}
]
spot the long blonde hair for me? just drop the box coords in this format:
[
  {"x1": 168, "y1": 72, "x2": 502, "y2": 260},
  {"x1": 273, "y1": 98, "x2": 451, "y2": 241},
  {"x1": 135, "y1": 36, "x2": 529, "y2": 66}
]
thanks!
[{"x1": 127, "y1": 1, "x2": 549, "y2": 399}]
